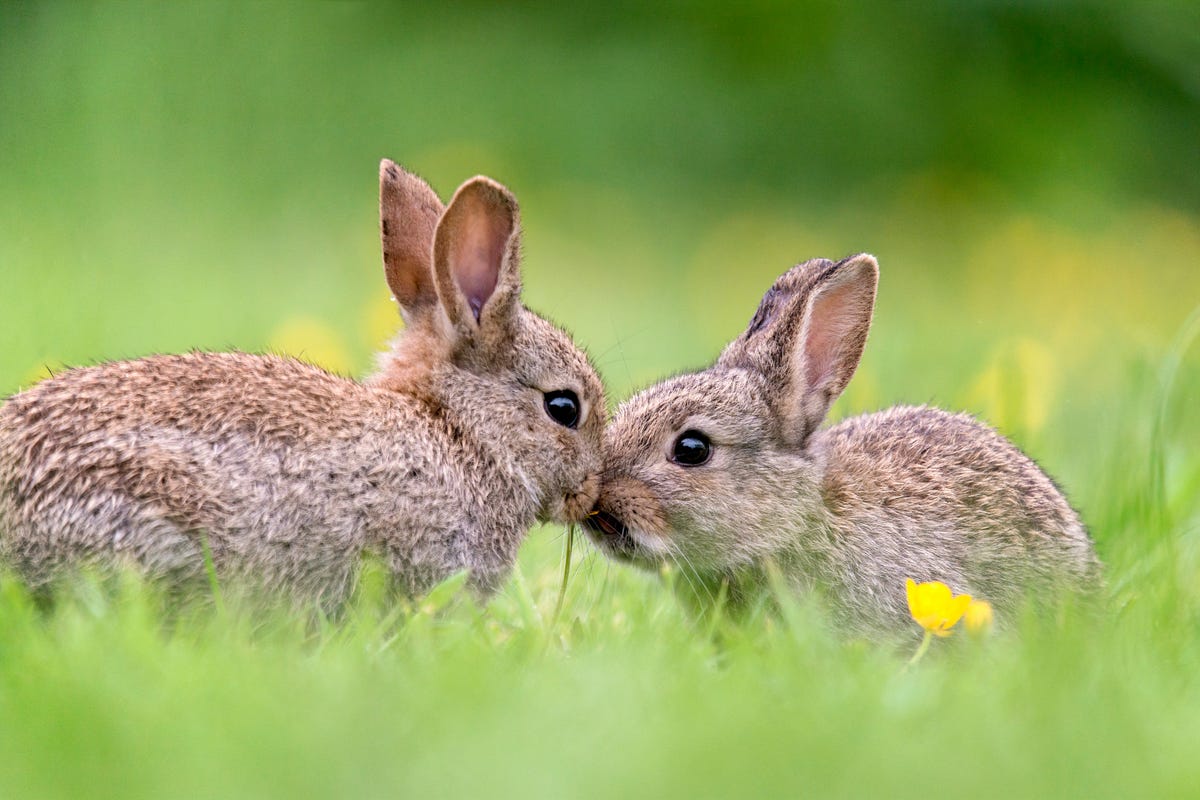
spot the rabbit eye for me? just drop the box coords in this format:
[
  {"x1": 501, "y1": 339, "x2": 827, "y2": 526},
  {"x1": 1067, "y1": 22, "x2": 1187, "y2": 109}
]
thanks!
[
  {"x1": 672, "y1": 430, "x2": 711, "y2": 466},
  {"x1": 544, "y1": 390, "x2": 580, "y2": 429}
]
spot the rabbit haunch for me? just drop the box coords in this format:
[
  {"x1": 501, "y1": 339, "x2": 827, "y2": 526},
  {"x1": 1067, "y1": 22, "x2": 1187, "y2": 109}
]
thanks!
[
  {"x1": 0, "y1": 161, "x2": 606, "y2": 603},
  {"x1": 586, "y1": 254, "x2": 1099, "y2": 637}
]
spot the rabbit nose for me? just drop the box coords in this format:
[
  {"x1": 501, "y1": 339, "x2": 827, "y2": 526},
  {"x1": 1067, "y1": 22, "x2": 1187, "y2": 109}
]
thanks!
[{"x1": 560, "y1": 473, "x2": 600, "y2": 522}]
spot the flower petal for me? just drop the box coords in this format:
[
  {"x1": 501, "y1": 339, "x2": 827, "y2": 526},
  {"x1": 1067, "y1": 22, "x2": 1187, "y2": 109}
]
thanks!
[
  {"x1": 965, "y1": 599, "x2": 994, "y2": 633},
  {"x1": 906, "y1": 579, "x2": 920, "y2": 618},
  {"x1": 905, "y1": 579, "x2": 979, "y2": 635},
  {"x1": 943, "y1": 593, "x2": 972, "y2": 629},
  {"x1": 926, "y1": 581, "x2": 952, "y2": 608},
  {"x1": 913, "y1": 613, "x2": 942, "y2": 631}
]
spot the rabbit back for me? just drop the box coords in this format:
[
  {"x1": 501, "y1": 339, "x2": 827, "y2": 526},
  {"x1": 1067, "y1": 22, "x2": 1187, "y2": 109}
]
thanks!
[
  {"x1": 0, "y1": 352, "x2": 530, "y2": 601},
  {"x1": 813, "y1": 405, "x2": 1099, "y2": 631}
]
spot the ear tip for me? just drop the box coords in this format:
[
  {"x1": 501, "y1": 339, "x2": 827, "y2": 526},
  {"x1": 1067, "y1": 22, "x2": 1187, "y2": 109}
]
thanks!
[
  {"x1": 843, "y1": 252, "x2": 880, "y2": 280},
  {"x1": 453, "y1": 175, "x2": 520, "y2": 216},
  {"x1": 379, "y1": 159, "x2": 415, "y2": 197},
  {"x1": 379, "y1": 158, "x2": 402, "y2": 182}
]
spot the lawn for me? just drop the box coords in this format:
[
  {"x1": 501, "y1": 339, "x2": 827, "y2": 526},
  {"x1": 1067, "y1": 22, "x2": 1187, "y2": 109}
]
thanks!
[{"x1": 2, "y1": 3, "x2": 1199, "y2": 798}]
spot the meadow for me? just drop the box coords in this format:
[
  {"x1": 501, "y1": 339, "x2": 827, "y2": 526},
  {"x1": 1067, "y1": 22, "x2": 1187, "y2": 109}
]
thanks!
[{"x1": 2, "y1": 3, "x2": 1199, "y2": 797}]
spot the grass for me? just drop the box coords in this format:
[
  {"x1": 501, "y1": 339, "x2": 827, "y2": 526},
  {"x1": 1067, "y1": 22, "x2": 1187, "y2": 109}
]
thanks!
[
  {"x1": 3, "y1": 3, "x2": 1200, "y2": 797},
  {"x1": 0, "y1": 480, "x2": 1198, "y2": 799}
]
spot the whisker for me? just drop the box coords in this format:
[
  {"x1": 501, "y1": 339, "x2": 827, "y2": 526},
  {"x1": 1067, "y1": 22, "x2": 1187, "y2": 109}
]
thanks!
[
  {"x1": 665, "y1": 540, "x2": 716, "y2": 607},
  {"x1": 597, "y1": 326, "x2": 643, "y2": 391},
  {"x1": 585, "y1": 545, "x2": 614, "y2": 619}
]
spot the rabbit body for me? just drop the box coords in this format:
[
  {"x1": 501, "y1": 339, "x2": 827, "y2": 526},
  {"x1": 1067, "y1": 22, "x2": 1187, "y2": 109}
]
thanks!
[
  {"x1": 805, "y1": 404, "x2": 1094, "y2": 634},
  {"x1": 0, "y1": 163, "x2": 606, "y2": 602},
  {"x1": 2, "y1": 352, "x2": 550, "y2": 600},
  {"x1": 587, "y1": 255, "x2": 1099, "y2": 637}
]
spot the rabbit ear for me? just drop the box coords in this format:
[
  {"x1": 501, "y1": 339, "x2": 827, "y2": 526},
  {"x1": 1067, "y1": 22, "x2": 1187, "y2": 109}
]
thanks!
[
  {"x1": 789, "y1": 254, "x2": 878, "y2": 438},
  {"x1": 379, "y1": 160, "x2": 445, "y2": 324},
  {"x1": 721, "y1": 254, "x2": 878, "y2": 446},
  {"x1": 432, "y1": 176, "x2": 521, "y2": 332}
]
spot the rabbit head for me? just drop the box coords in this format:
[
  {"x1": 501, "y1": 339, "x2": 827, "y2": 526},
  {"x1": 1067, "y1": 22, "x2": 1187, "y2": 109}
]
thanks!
[
  {"x1": 370, "y1": 160, "x2": 605, "y2": 524},
  {"x1": 585, "y1": 254, "x2": 878, "y2": 573}
]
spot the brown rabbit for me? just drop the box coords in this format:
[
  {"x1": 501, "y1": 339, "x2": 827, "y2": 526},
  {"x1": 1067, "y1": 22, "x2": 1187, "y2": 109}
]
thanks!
[
  {"x1": 585, "y1": 254, "x2": 1099, "y2": 638},
  {"x1": 0, "y1": 161, "x2": 606, "y2": 604}
]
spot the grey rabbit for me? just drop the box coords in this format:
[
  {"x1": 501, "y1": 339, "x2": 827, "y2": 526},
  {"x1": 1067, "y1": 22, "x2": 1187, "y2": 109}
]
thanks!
[
  {"x1": 0, "y1": 161, "x2": 606, "y2": 604},
  {"x1": 585, "y1": 254, "x2": 1099, "y2": 637}
]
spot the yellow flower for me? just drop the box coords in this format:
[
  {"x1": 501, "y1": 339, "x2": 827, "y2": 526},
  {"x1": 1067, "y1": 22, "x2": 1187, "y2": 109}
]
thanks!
[
  {"x1": 964, "y1": 599, "x2": 995, "y2": 634},
  {"x1": 906, "y1": 579, "x2": 972, "y2": 637}
]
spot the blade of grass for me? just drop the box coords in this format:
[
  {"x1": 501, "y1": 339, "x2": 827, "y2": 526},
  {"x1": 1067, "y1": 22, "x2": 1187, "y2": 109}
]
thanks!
[
  {"x1": 198, "y1": 534, "x2": 225, "y2": 616},
  {"x1": 1150, "y1": 303, "x2": 1200, "y2": 535},
  {"x1": 551, "y1": 524, "x2": 575, "y2": 626}
]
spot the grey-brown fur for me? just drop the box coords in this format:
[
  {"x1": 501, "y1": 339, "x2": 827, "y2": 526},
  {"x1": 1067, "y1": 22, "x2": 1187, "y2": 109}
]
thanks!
[
  {"x1": 0, "y1": 161, "x2": 606, "y2": 604},
  {"x1": 586, "y1": 254, "x2": 1099, "y2": 638}
]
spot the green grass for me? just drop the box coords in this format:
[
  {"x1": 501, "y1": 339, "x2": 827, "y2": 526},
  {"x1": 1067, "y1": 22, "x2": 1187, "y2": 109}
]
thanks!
[
  {"x1": 3, "y1": 3, "x2": 1200, "y2": 797},
  {"x1": 0, "y1": 475, "x2": 1199, "y2": 799}
]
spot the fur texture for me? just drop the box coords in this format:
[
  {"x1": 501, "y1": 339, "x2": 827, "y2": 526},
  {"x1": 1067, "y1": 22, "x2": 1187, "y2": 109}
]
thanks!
[
  {"x1": 586, "y1": 254, "x2": 1099, "y2": 638},
  {"x1": 0, "y1": 161, "x2": 606, "y2": 604}
]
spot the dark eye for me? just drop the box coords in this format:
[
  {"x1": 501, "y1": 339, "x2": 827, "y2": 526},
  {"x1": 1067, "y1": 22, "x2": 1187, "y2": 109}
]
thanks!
[
  {"x1": 672, "y1": 430, "x2": 711, "y2": 466},
  {"x1": 544, "y1": 390, "x2": 580, "y2": 429}
]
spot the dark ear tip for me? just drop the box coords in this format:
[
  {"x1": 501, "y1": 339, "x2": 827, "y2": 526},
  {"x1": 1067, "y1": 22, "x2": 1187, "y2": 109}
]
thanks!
[{"x1": 379, "y1": 158, "x2": 402, "y2": 184}]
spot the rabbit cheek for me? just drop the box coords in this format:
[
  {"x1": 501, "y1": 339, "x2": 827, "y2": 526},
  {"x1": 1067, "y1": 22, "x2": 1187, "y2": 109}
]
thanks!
[{"x1": 606, "y1": 478, "x2": 668, "y2": 537}]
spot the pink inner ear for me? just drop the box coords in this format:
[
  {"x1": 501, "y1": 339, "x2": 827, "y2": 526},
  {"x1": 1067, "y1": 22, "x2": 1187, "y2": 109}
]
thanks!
[
  {"x1": 450, "y1": 193, "x2": 513, "y2": 320},
  {"x1": 803, "y1": 278, "x2": 872, "y2": 391}
]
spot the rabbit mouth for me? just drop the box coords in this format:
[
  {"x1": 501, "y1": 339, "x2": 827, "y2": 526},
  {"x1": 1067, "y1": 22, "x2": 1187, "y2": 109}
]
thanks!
[{"x1": 583, "y1": 510, "x2": 642, "y2": 562}]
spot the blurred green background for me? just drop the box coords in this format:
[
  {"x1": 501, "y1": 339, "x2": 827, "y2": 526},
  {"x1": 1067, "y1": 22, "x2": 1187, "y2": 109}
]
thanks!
[{"x1": 2, "y1": 2, "x2": 1200, "y2": 798}]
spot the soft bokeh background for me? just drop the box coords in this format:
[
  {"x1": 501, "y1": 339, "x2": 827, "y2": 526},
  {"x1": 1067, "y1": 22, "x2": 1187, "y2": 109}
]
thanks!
[{"x1": 2, "y1": 3, "x2": 1199, "y2": 798}]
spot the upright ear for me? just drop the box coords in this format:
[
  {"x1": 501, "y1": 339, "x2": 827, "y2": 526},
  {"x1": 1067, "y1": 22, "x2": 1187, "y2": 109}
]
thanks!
[
  {"x1": 379, "y1": 160, "x2": 445, "y2": 324},
  {"x1": 790, "y1": 253, "x2": 878, "y2": 439},
  {"x1": 432, "y1": 176, "x2": 521, "y2": 331},
  {"x1": 720, "y1": 254, "x2": 878, "y2": 447}
]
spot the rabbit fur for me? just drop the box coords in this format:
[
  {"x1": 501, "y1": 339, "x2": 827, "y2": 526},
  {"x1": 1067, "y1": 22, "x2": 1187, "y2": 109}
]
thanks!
[
  {"x1": 585, "y1": 254, "x2": 1099, "y2": 637},
  {"x1": 0, "y1": 161, "x2": 606, "y2": 604}
]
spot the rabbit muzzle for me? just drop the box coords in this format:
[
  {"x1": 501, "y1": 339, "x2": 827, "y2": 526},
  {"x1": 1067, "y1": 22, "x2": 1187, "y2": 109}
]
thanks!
[
  {"x1": 581, "y1": 475, "x2": 670, "y2": 567},
  {"x1": 541, "y1": 472, "x2": 601, "y2": 525}
]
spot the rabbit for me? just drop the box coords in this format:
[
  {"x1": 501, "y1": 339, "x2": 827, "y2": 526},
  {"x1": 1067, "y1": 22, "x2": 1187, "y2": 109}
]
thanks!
[
  {"x1": 584, "y1": 253, "x2": 1100, "y2": 638},
  {"x1": 0, "y1": 160, "x2": 606, "y2": 605}
]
